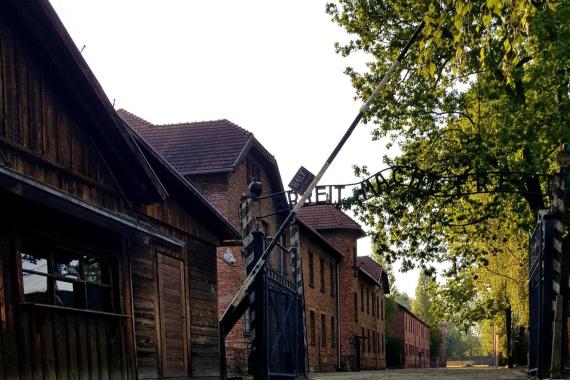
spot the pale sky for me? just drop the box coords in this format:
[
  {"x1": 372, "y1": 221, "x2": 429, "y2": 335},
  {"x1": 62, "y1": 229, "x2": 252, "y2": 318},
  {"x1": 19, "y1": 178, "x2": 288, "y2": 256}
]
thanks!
[{"x1": 49, "y1": 0, "x2": 420, "y2": 297}]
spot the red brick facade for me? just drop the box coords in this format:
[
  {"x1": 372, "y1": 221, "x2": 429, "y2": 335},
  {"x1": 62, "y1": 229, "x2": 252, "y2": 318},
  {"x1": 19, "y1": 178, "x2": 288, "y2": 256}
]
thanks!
[
  {"x1": 303, "y1": 214, "x2": 387, "y2": 372},
  {"x1": 389, "y1": 304, "x2": 430, "y2": 368},
  {"x1": 297, "y1": 221, "x2": 342, "y2": 372}
]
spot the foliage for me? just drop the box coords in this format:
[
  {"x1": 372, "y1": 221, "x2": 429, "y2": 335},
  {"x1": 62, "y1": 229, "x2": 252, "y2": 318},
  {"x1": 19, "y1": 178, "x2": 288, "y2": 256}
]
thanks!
[
  {"x1": 384, "y1": 293, "x2": 401, "y2": 328},
  {"x1": 411, "y1": 271, "x2": 435, "y2": 326},
  {"x1": 430, "y1": 327, "x2": 442, "y2": 360},
  {"x1": 329, "y1": 0, "x2": 569, "y2": 269},
  {"x1": 446, "y1": 324, "x2": 484, "y2": 359},
  {"x1": 328, "y1": 0, "x2": 569, "y2": 331},
  {"x1": 427, "y1": 207, "x2": 528, "y2": 329},
  {"x1": 393, "y1": 291, "x2": 412, "y2": 309}
]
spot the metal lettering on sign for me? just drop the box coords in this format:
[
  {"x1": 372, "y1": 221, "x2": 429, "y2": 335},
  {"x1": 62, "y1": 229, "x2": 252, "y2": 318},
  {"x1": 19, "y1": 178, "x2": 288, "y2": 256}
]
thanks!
[{"x1": 288, "y1": 166, "x2": 315, "y2": 195}]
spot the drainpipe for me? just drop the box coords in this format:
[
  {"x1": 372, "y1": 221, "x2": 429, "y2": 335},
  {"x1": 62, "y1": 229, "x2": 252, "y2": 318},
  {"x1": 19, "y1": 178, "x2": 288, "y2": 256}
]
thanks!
[{"x1": 336, "y1": 261, "x2": 341, "y2": 370}]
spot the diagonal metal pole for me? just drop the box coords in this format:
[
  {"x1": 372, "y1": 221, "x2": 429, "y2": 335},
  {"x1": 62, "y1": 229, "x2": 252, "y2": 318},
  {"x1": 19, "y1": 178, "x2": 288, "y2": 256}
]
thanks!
[{"x1": 220, "y1": 20, "x2": 425, "y2": 325}]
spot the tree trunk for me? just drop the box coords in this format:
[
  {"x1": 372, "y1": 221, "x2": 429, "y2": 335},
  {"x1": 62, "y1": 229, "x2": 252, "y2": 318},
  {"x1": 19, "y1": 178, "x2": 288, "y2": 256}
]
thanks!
[{"x1": 506, "y1": 306, "x2": 513, "y2": 369}]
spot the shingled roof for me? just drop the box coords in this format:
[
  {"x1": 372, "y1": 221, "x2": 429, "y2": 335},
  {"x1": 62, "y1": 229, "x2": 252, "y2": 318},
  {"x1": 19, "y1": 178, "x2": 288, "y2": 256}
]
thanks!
[
  {"x1": 297, "y1": 203, "x2": 365, "y2": 236},
  {"x1": 356, "y1": 256, "x2": 390, "y2": 293},
  {"x1": 118, "y1": 109, "x2": 255, "y2": 175}
]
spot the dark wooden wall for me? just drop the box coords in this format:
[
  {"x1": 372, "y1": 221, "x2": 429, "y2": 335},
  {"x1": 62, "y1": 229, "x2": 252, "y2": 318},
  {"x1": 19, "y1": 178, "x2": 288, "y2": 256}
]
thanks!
[
  {"x1": 187, "y1": 238, "x2": 219, "y2": 378},
  {"x1": 0, "y1": 11, "x2": 125, "y2": 213},
  {"x1": 0, "y1": 199, "x2": 137, "y2": 380},
  {"x1": 0, "y1": 6, "x2": 224, "y2": 379}
]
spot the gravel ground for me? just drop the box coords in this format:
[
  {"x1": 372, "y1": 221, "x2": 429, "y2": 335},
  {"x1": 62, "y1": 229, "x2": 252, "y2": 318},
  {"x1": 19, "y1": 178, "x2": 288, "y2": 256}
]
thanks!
[{"x1": 308, "y1": 367, "x2": 527, "y2": 380}]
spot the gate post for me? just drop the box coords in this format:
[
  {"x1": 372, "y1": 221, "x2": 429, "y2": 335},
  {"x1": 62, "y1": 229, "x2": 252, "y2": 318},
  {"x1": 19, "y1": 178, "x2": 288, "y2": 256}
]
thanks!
[{"x1": 551, "y1": 144, "x2": 569, "y2": 377}]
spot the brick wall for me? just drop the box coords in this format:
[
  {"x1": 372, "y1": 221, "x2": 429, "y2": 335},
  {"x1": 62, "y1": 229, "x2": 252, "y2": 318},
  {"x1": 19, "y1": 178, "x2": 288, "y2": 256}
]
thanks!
[
  {"x1": 354, "y1": 275, "x2": 386, "y2": 370},
  {"x1": 299, "y1": 226, "x2": 341, "y2": 372},
  {"x1": 319, "y1": 230, "x2": 358, "y2": 371},
  {"x1": 389, "y1": 305, "x2": 430, "y2": 368},
  {"x1": 317, "y1": 230, "x2": 387, "y2": 372}
]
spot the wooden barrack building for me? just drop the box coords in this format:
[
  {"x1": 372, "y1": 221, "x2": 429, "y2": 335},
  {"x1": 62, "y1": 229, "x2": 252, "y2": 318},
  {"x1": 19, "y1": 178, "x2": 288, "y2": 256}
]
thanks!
[{"x1": 0, "y1": 0, "x2": 239, "y2": 378}]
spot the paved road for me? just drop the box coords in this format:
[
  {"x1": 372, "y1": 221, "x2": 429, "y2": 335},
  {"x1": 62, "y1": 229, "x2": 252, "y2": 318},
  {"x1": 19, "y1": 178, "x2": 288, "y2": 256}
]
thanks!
[{"x1": 309, "y1": 367, "x2": 526, "y2": 380}]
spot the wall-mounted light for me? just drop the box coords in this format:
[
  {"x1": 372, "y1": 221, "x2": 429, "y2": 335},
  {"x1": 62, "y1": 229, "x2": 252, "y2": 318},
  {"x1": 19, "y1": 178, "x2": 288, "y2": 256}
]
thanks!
[{"x1": 223, "y1": 249, "x2": 236, "y2": 265}]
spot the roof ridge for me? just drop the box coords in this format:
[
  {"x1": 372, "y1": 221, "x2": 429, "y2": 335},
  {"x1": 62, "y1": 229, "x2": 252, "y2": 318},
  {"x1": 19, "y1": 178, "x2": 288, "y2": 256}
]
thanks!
[
  {"x1": 156, "y1": 119, "x2": 253, "y2": 136},
  {"x1": 117, "y1": 108, "x2": 155, "y2": 127}
]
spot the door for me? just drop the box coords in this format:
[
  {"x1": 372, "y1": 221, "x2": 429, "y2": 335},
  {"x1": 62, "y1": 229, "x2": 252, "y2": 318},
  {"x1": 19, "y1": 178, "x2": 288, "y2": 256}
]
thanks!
[{"x1": 157, "y1": 252, "x2": 188, "y2": 377}]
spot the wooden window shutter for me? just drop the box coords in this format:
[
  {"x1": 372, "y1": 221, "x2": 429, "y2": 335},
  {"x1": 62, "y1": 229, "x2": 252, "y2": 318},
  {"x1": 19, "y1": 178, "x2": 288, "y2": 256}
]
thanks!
[{"x1": 157, "y1": 252, "x2": 188, "y2": 377}]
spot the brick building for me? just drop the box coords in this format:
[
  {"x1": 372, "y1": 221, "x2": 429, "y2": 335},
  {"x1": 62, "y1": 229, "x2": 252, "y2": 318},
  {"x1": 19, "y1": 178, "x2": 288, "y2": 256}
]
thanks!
[
  {"x1": 295, "y1": 218, "x2": 343, "y2": 372},
  {"x1": 298, "y1": 205, "x2": 389, "y2": 372},
  {"x1": 119, "y1": 111, "x2": 291, "y2": 377},
  {"x1": 120, "y1": 112, "x2": 391, "y2": 374},
  {"x1": 388, "y1": 303, "x2": 431, "y2": 368}
]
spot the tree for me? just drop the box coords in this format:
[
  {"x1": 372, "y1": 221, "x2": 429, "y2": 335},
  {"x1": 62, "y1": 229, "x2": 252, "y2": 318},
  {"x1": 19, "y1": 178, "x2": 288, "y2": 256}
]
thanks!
[
  {"x1": 329, "y1": 0, "x2": 569, "y2": 268},
  {"x1": 328, "y1": 0, "x2": 569, "y2": 331},
  {"x1": 394, "y1": 291, "x2": 413, "y2": 309},
  {"x1": 412, "y1": 271, "x2": 435, "y2": 325}
]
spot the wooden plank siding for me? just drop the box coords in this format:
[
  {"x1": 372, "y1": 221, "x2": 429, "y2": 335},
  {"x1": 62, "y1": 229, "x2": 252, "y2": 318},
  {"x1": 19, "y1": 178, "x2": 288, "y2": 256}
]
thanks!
[
  {"x1": 157, "y1": 252, "x2": 188, "y2": 377},
  {"x1": 187, "y1": 239, "x2": 220, "y2": 378},
  {"x1": 0, "y1": 4, "x2": 230, "y2": 379},
  {"x1": 0, "y1": 11, "x2": 126, "y2": 213}
]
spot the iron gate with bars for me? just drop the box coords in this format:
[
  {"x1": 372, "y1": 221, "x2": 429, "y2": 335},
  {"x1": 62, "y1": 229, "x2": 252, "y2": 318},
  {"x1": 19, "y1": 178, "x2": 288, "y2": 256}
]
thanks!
[
  {"x1": 237, "y1": 195, "x2": 307, "y2": 379},
  {"x1": 264, "y1": 268, "x2": 301, "y2": 377},
  {"x1": 528, "y1": 210, "x2": 554, "y2": 378}
]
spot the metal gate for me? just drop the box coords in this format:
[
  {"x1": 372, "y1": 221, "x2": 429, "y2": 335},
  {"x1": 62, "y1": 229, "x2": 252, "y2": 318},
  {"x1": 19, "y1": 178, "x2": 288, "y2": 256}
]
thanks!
[
  {"x1": 265, "y1": 268, "x2": 300, "y2": 377},
  {"x1": 528, "y1": 210, "x2": 554, "y2": 378},
  {"x1": 232, "y1": 193, "x2": 307, "y2": 379}
]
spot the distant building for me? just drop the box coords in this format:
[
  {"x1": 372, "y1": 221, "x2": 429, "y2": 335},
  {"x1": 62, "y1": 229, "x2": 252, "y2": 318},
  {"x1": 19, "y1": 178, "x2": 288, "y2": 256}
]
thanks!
[{"x1": 388, "y1": 303, "x2": 431, "y2": 368}]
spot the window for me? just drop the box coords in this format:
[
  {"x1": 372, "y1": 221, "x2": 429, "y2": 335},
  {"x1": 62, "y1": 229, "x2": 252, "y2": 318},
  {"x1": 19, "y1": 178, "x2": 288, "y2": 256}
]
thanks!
[
  {"x1": 308, "y1": 251, "x2": 314, "y2": 287},
  {"x1": 367, "y1": 329, "x2": 371, "y2": 353},
  {"x1": 380, "y1": 297, "x2": 383, "y2": 320},
  {"x1": 321, "y1": 313, "x2": 326, "y2": 347},
  {"x1": 372, "y1": 291, "x2": 375, "y2": 316},
  {"x1": 310, "y1": 310, "x2": 316, "y2": 345},
  {"x1": 246, "y1": 158, "x2": 261, "y2": 184},
  {"x1": 373, "y1": 331, "x2": 377, "y2": 354},
  {"x1": 367, "y1": 288, "x2": 370, "y2": 314},
  {"x1": 331, "y1": 316, "x2": 336, "y2": 348},
  {"x1": 381, "y1": 333, "x2": 384, "y2": 353},
  {"x1": 319, "y1": 258, "x2": 325, "y2": 292},
  {"x1": 329, "y1": 263, "x2": 335, "y2": 297},
  {"x1": 360, "y1": 285, "x2": 364, "y2": 311},
  {"x1": 19, "y1": 240, "x2": 114, "y2": 313},
  {"x1": 354, "y1": 293, "x2": 358, "y2": 321},
  {"x1": 244, "y1": 307, "x2": 251, "y2": 336},
  {"x1": 376, "y1": 332, "x2": 383, "y2": 353}
]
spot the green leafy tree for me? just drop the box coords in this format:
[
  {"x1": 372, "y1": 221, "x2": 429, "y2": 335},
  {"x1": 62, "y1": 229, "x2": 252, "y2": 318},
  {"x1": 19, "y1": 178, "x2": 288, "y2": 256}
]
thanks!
[
  {"x1": 328, "y1": 0, "x2": 569, "y2": 336},
  {"x1": 411, "y1": 271, "x2": 435, "y2": 325},
  {"x1": 329, "y1": 0, "x2": 569, "y2": 268},
  {"x1": 394, "y1": 291, "x2": 413, "y2": 309}
]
